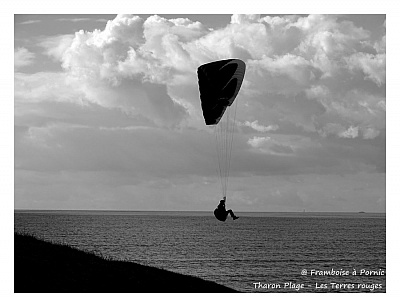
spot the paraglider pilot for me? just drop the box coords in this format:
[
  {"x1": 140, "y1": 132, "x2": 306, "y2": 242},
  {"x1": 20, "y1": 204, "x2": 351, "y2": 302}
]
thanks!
[{"x1": 214, "y1": 197, "x2": 239, "y2": 221}]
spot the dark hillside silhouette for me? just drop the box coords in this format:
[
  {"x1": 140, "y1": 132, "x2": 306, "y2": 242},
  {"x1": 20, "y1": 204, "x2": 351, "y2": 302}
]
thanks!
[{"x1": 14, "y1": 233, "x2": 237, "y2": 293}]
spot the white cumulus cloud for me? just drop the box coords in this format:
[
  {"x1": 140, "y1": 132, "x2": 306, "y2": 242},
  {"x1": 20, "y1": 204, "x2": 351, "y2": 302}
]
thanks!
[
  {"x1": 339, "y1": 126, "x2": 359, "y2": 138},
  {"x1": 346, "y1": 52, "x2": 386, "y2": 86},
  {"x1": 247, "y1": 136, "x2": 271, "y2": 148},
  {"x1": 14, "y1": 47, "x2": 35, "y2": 69},
  {"x1": 243, "y1": 120, "x2": 278, "y2": 132}
]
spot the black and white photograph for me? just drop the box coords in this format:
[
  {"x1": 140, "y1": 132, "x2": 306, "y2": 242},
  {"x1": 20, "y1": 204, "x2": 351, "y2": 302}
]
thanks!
[{"x1": 7, "y1": 0, "x2": 396, "y2": 302}]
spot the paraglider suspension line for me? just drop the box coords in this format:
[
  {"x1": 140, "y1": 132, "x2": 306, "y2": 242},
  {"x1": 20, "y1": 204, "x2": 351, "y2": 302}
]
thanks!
[{"x1": 213, "y1": 100, "x2": 239, "y2": 198}]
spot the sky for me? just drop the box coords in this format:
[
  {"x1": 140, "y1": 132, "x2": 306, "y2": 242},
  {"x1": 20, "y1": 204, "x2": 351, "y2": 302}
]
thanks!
[{"x1": 14, "y1": 14, "x2": 386, "y2": 212}]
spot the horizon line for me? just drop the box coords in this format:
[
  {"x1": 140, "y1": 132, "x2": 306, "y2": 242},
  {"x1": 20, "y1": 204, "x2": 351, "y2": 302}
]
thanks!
[{"x1": 14, "y1": 209, "x2": 385, "y2": 213}]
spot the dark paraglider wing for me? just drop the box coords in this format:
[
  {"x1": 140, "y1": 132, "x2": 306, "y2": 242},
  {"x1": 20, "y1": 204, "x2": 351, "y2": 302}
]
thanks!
[{"x1": 197, "y1": 59, "x2": 246, "y2": 125}]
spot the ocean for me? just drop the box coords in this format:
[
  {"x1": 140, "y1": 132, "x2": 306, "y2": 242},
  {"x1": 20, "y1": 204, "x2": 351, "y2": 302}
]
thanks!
[{"x1": 14, "y1": 211, "x2": 386, "y2": 292}]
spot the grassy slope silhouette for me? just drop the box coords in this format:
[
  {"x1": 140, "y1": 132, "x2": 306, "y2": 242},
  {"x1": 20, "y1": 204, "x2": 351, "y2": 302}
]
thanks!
[{"x1": 14, "y1": 233, "x2": 237, "y2": 293}]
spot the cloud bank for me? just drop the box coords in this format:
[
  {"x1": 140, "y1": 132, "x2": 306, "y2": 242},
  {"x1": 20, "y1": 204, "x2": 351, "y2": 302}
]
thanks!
[{"x1": 17, "y1": 14, "x2": 386, "y2": 133}]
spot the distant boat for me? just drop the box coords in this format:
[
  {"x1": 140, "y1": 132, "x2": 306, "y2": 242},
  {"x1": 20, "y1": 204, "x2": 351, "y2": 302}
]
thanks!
[{"x1": 358, "y1": 211, "x2": 366, "y2": 214}]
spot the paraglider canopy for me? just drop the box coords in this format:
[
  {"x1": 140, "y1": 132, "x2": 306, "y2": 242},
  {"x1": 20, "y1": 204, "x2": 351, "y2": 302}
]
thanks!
[
  {"x1": 197, "y1": 58, "x2": 246, "y2": 198},
  {"x1": 197, "y1": 59, "x2": 246, "y2": 125}
]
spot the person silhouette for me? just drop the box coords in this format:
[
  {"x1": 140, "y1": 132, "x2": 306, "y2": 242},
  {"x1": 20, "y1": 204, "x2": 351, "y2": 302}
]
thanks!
[{"x1": 214, "y1": 197, "x2": 239, "y2": 221}]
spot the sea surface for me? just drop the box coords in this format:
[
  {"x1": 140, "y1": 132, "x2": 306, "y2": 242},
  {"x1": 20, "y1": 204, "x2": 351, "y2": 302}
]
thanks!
[{"x1": 14, "y1": 211, "x2": 386, "y2": 292}]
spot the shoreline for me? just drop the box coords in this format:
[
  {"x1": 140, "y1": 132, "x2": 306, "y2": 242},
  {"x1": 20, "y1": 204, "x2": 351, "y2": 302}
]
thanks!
[{"x1": 14, "y1": 233, "x2": 237, "y2": 293}]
